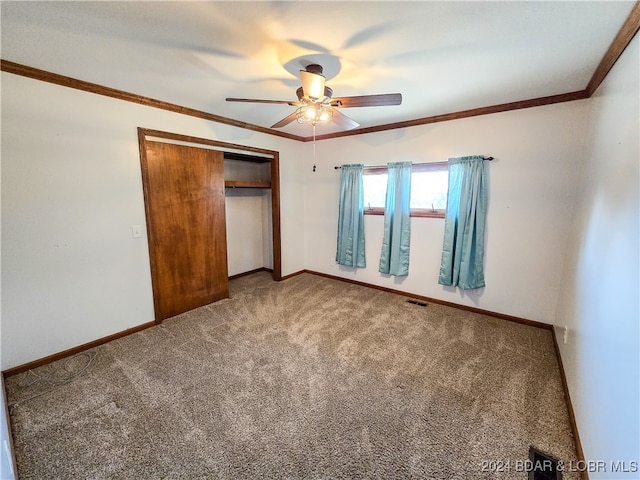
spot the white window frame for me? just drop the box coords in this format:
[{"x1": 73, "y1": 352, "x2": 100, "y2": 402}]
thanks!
[{"x1": 363, "y1": 162, "x2": 448, "y2": 218}]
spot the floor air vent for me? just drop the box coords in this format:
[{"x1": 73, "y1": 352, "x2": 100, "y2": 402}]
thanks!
[
  {"x1": 406, "y1": 299, "x2": 428, "y2": 307},
  {"x1": 528, "y1": 447, "x2": 562, "y2": 480}
]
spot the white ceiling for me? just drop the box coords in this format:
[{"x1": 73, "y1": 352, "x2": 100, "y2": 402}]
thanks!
[{"x1": 1, "y1": 1, "x2": 635, "y2": 137}]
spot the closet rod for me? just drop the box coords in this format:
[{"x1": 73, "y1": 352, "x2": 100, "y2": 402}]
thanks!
[{"x1": 333, "y1": 157, "x2": 494, "y2": 169}]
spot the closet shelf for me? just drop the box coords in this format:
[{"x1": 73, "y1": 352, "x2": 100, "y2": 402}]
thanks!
[{"x1": 224, "y1": 180, "x2": 271, "y2": 189}]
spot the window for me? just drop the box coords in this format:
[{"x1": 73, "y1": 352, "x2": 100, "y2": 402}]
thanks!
[{"x1": 362, "y1": 162, "x2": 448, "y2": 218}]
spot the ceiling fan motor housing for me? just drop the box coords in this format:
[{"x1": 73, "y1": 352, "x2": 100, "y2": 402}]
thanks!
[
  {"x1": 296, "y1": 86, "x2": 333, "y2": 102},
  {"x1": 305, "y1": 64, "x2": 324, "y2": 75}
]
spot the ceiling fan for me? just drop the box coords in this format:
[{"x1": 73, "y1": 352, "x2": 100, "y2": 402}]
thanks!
[{"x1": 226, "y1": 64, "x2": 402, "y2": 130}]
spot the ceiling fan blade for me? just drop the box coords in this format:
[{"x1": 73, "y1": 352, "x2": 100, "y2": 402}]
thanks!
[
  {"x1": 331, "y1": 109, "x2": 360, "y2": 130},
  {"x1": 300, "y1": 70, "x2": 326, "y2": 101},
  {"x1": 271, "y1": 111, "x2": 299, "y2": 129},
  {"x1": 226, "y1": 97, "x2": 298, "y2": 106},
  {"x1": 331, "y1": 93, "x2": 402, "y2": 108}
]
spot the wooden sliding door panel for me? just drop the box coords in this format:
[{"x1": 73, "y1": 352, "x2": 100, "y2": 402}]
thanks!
[{"x1": 142, "y1": 141, "x2": 228, "y2": 321}]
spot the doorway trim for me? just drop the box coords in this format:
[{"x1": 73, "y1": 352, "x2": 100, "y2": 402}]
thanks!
[{"x1": 137, "y1": 128, "x2": 282, "y2": 289}]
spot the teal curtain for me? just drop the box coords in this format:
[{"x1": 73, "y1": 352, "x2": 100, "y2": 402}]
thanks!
[
  {"x1": 379, "y1": 161, "x2": 412, "y2": 276},
  {"x1": 336, "y1": 164, "x2": 366, "y2": 268},
  {"x1": 438, "y1": 155, "x2": 488, "y2": 289}
]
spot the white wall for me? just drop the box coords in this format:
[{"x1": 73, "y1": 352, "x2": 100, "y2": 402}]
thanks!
[
  {"x1": 554, "y1": 35, "x2": 639, "y2": 478},
  {"x1": 0, "y1": 72, "x2": 306, "y2": 370},
  {"x1": 304, "y1": 100, "x2": 589, "y2": 323}
]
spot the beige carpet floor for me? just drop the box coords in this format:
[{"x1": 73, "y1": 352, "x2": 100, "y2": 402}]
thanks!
[{"x1": 6, "y1": 272, "x2": 579, "y2": 479}]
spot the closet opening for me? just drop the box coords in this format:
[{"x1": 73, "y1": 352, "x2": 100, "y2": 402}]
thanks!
[{"x1": 137, "y1": 127, "x2": 281, "y2": 323}]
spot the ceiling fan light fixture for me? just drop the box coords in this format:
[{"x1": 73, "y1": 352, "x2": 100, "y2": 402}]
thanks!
[
  {"x1": 300, "y1": 70, "x2": 326, "y2": 101},
  {"x1": 296, "y1": 104, "x2": 333, "y2": 126}
]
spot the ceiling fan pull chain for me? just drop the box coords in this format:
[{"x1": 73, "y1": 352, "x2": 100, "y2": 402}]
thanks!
[{"x1": 313, "y1": 125, "x2": 317, "y2": 172}]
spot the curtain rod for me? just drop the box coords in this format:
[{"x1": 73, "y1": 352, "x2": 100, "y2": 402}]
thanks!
[{"x1": 333, "y1": 157, "x2": 494, "y2": 169}]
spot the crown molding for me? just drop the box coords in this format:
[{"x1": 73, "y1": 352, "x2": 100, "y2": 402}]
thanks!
[
  {"x1": 587, "y1": 1, "x2": 640, "y2": 96},
  {"x1": 306, "y1": 90, "x2": 589, "y2": 142},
  {"x1": 2, "y1": 1, "x2": 638, "y2": 144},
  {"x1": 0, "y1": 59, "x2": 305, "y2": 142}
]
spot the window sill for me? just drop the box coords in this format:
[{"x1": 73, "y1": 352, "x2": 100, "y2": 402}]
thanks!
[{"x1": 364, "y1": 209, "x2": 445, "y2": 219}]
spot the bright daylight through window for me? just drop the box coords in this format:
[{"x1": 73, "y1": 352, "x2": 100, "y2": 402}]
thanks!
[{"x1": 363, "y1": 162, "x2": 448, "y2": 218}]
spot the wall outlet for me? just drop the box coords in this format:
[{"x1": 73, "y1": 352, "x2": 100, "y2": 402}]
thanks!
[
  {"x1": 132, "y1": 225, "x2": 142, "y2": 239},
  {"x1": 563, "y1": 326, "x2": 569, "y2": 344}
]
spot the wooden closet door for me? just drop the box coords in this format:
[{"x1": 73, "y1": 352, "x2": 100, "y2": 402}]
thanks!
[{"x1": 142, "y1": 141, "x2": 228, "y2": 321}]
